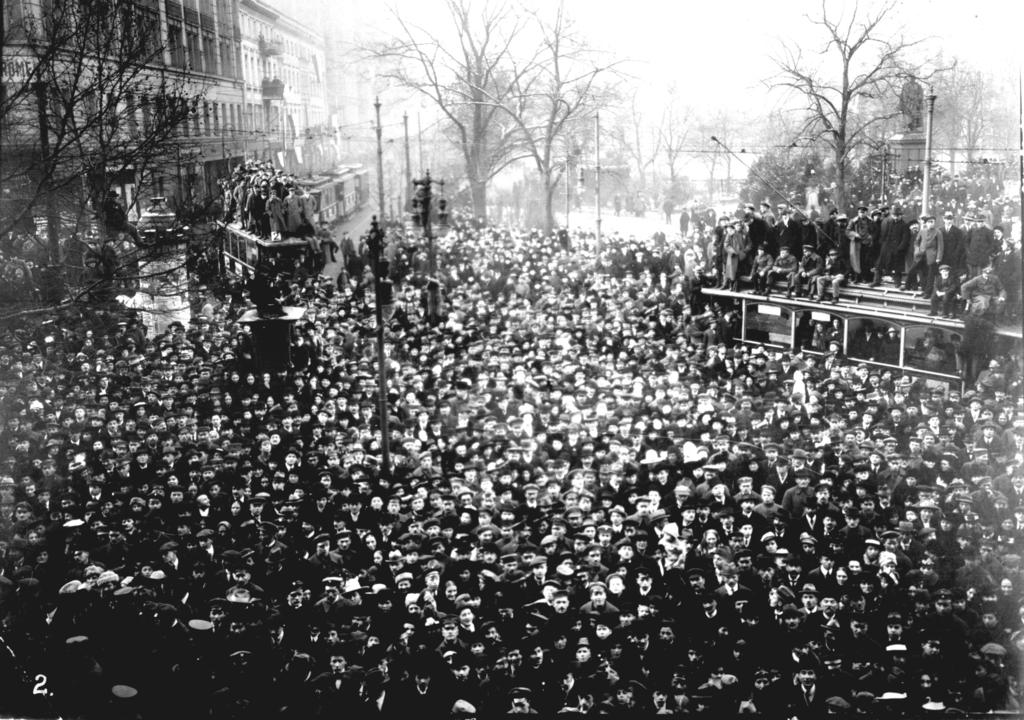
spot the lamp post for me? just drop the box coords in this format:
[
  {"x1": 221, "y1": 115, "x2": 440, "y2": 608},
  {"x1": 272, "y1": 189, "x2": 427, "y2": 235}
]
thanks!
[
  {"x1": 366, "y1": 215, "x2": 392, "y2": 476},
  {"x1": 411, "y1": 170, "x2": 449, "y2": 325},
  {"x1": 880, "y1": 144, "x2": 890, "y2": 202},
  {"x1": 565, "y1": 148, "x2": 571, "y2": 228},
  {"x1": 403, "y1": 112, "x2": 412, "y2": 212},
  {"x1": 374, "y1": 97, "x2": 386, "y2": 221},
  {"x1": 595, "y1": 112, "x2": 602, "y2": 252},
  {"x1": 921, "y1": 93, "x2": 937, "y2": 215}
]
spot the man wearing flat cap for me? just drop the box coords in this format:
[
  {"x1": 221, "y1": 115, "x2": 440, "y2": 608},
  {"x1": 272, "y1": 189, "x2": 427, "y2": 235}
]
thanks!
[
  {"x1": 908, "y1": 214, "x2": 943, "y2": 296},
  {"x1": 789, "y1": 244, "x2": 823, "y2": 299},
  {"x1": 930, "y1": 264, "x2": 960, "y2": 318},
  {"x1": 850, "y1": 205, "x2": 875, "y2": 282}
]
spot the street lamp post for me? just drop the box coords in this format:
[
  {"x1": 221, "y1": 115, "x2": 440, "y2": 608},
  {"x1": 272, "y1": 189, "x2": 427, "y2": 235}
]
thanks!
[
  {"x1": 374, "y1": 97, "x2": 386, "y2": 221},
  {"x1": 403, "y1": 112, "x2": 412, "y2": 212},
  {"x1": 921, "y1": 93, "x2": 938, "y2": 215},
  {"x1": 411, "y1": 170, "x2": 449, "y2": 325},
  {"x1": 595, "y1": 112, "x2": 602, "y2": 252},
  {"x1": 565, "y1": 149, "x2": 571, "y2": 228},
  {"x1": 881, "y1": 144, "x2": 890, "y2": 202}
]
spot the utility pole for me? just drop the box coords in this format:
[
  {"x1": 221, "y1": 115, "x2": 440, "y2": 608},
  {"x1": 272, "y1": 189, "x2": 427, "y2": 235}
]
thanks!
[
  {"x1": 880, "y1": 146, "x2": 889, "y2": 202},
  {"x1": 417, "y1": 112, "x2": 424, "y2": 174},
  {"x1": 922, "y1": 93, "x2": 937, "y2": 215},
  {"x1": 565, "y1": 149, "x2": 571, "y2": 228},
  {"x1": 1018, "y1": 70, "x2": 1023, "y2": 322},
  {"x1": 403, "y1": 112, "x2": 412, "y2": 213},
  {"x1": 374, "y1": 97, "x2": 386, "y2": 221},
  {"x1": 595, "y1": 112, "x2": 602, "y2": 252},
  {"x1": 1, "y1": 0, "x2": 6, "y2": 145}
]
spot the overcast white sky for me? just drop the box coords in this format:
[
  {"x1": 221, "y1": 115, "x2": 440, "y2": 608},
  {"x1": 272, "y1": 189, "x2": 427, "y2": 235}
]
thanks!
[
  {"x1": 365, "y1": 0, "x2": 1021, "y2": 121},
  {"x1": 562, "y1": 0, "x2": 1022, "y2": 109}
]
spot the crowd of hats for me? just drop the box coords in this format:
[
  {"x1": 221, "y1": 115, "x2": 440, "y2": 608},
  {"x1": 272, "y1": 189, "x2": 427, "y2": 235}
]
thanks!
[
  {"x1": 219, "y1": 159, "x2": 300, "y2": 204},
  {"x1": 0, "y1": 217, "x2": 1023, "y2": 718},
  {"x1": 737, "y1": 163, "x2": 1018, "y2": 232},
  {"x1": 887, "y1": 164, "x2": 1017, "y2": 227},
  {"x1": 218, "y1": 159, "x2": 314, "y2": 240}
]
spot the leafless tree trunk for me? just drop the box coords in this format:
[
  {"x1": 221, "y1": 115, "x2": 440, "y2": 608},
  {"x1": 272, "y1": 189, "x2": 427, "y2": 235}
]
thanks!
[
  {"x1": 367, "y1": 0, "x2": 531, "y2": 221},
  {"x1": 768, "y1": 0, "x2": 934, "y2": 210},
  {"x1": 494, "y1": 3, "x2": 622, "y2": 233},
  {"x1": 609, "y1": 90, "x2": 661, "y2": 191}
]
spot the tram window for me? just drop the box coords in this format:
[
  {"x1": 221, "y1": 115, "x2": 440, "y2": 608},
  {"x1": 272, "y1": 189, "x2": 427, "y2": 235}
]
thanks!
[
  {"x1": 847, "y1": 319, "x2": 900, "y2": 364},
  {"x1": 904, "y1": 326, "x2": 959, "y2": 375},
  {"x1": 745, "y1": 304, "x2": 791, "y2": 347},
  {"x1": 795, "y1": 311, "x2": 843, "y2": 353}
]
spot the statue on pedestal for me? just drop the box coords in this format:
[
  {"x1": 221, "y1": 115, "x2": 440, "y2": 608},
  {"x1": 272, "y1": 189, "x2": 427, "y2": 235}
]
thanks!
[{"x1": 898, "y1": 79, "x2": 924, "y2": 133}]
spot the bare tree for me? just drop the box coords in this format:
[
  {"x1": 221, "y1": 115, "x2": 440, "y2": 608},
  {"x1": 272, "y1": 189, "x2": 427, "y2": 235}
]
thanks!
[
  {"x1": 692, "y1": 110, "x2": 739, "y2": 201},
  {"x1": 657, "y1": 84, "x2": 691, "y2": 187},
  {"x1": 1, "y1": 0, "x2": 204, "y2": 300},
  {"x1": 931, "y1": 60, "x2": 1008, "y2": 165},
  {"x1": 608, "y1": 89, "x2": 661, "y2": 192},
  {"x1": 367, "y1": 0, "x2": 531, "y2": 220},
  {"x1": 494, "y1": 3, "x2": 623, "y2": 232},
  {"x1": 768, "y1": 0, "x2": 931, "y2": 209}
]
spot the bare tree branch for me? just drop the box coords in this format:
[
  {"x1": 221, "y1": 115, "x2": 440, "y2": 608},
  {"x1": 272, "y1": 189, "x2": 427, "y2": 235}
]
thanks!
[
  {"x1": 363, "y1": 0, "x2": 536, "y2": 218},
  {"x1": 767, "y1": 0, "x2": 936, "y2": 209}
]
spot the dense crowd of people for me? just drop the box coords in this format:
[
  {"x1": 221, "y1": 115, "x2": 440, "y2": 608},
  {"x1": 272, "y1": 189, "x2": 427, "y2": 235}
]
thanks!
[
  {"x1": 888, "y1": 167, "x2": 1014, "y2": 231},
  {"x1": 219, "y1": 160, "x2": 320, "y2": 243},
  {"x1": 673, "y1": 199, "x2": 1018, "y2": 323},
  {"x1": 0, "y1": 195, "x2": 1023, "y2": 720}
]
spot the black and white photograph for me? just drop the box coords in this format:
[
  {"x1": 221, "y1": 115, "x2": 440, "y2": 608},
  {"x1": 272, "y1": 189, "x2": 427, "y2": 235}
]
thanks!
[{"x1": 0, "y1": 0, "x2": 1022, "y2": 717}]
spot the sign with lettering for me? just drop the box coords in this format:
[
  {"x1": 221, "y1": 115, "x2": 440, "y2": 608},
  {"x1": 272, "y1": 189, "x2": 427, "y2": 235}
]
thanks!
[{"x1": 1, "y1": 56, "x2": 37, "y2": 83}]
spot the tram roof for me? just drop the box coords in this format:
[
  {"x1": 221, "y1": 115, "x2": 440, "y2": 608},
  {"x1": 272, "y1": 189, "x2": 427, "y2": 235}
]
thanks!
[{"x1": 702, "y1": 287, "x2": 1022, "y2": 340}]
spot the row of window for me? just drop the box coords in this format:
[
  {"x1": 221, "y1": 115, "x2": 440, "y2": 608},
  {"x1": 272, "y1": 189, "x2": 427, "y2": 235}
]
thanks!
[
  {"x1": 240, "y1": 50, "x2": 323, "y2": 97},
  {"x1": 239, "y1": 14, "x2": 315, "y2": 60},
  {"x1": 165, "y1": 21, "x2": 236, "y2": 77},
  {"x1": 119, "y1": 96, "x2": 326, "y2": 142}
]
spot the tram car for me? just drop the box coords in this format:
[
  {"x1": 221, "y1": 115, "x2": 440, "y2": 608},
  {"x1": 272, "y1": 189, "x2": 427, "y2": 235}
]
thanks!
[
  {"x1": 220, "y1": 165, "x2": 370, "y2": 279},
  {"x1": 702, "y1": 283, "x2": 1021, "y2": 392},
  {"x1": 305, "y1": 165, "x2": 370, "y2": 224}
]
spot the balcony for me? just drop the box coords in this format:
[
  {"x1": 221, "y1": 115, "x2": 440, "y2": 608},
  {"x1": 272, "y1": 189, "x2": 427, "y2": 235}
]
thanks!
[
  {"x1": 258, "y1": 36, "x2": 283, "y2": 56},
  {"x1": 261, "y1": 77, "x2": 284, "y2": 100}
]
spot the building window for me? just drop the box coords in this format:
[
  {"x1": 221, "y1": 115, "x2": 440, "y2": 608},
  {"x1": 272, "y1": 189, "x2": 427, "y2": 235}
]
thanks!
[
  {"x1": 139, "y1": 95, "x2": 152, "y2": 136},
  {"x1": 202, "y1": 33, "x2": 216, "y2": 74},
  {"x1": 220, "y1": 41, "x2": 233, "y2": 78},
  {"x1": 185, "y1": 28, "x2": 200, "y2": 71},
  {"x1": 168, "y1": 23, "x2": 184, "y2": 67}
]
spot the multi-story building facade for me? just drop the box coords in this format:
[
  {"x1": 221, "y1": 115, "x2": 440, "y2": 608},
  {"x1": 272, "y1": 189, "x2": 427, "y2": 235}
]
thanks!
[
  {"x1": 237, "y1": 0, "x2": 331, "y2": 174},
  {"x1": 0, "y1": 0, "x2": 331, "y2": 227}
]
